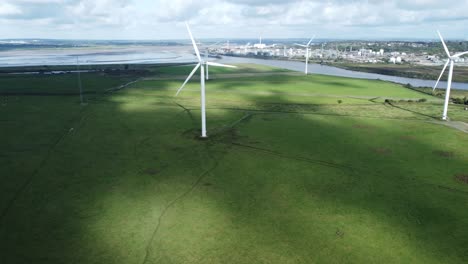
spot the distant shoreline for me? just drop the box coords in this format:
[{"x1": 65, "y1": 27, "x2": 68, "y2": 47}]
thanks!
[
  {"x1": 1, "y1": 54, "x2": 467, "y2": 91},
  {"x1": 331, "y1": 63, "x2": 468, "y2": 83},
  {"x1": 218, "y1": 56, "x2": 468, "y2": 91},
  {"x1": 218, "y1": 54, "x2": 468, "y2": 83}
]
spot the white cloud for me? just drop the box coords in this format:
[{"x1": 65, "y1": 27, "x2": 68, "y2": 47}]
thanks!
[
  {"x1": 0, "y1": 0, "x2": 467, "y2": 39},
  {"x1": 14, "y1": 0, "x2": 64, "y2": 3},
  {"x1": 0, "y1": 2, "x2": 22, "y2": 15}
]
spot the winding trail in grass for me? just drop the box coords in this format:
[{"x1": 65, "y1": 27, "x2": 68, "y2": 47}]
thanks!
[
  {"x1": 184, "y1": 106, "x2": 434, "y2": 121},
  {"x1": 432, "y1": 120, "x2": 468, "y2": 133},
  {"x1": 1, "y1": 78, "x2": 143, "y2": 223},
  {"x1": 175, "y1": 102, "x2": 196, "y2": 125},
  {"x1": 386, "y1": 102, "x2": 439, "y2": 120},
  {"x1": 140, "y1": 154, "x2": 222, "y2": 264},
  {"x1": 0, "y1": 107, "x2": 89, "y2": 222},
  {"x1": 223, "y1": 112, "x2": 356, "y2": 172},
  {"x1": 229, "y1": 142, "x2": 355, "y2": 172},
  {"x1": 139, "y1": 107, "x2": 357, "y2": 263},
  {"x1": 105, "y1": 78, "x2": 142, "y2": 93},
  {"x1": 177, "y1": 88, "x2": 442, "y2": 102},
  {"x1": 141, "y1": 105, "x2": 229, "y2": 264}
]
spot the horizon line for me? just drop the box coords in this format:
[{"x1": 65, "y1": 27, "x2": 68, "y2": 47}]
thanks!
[{"x1": 1, "y1": 37, "x2": 466, "y2": 42}]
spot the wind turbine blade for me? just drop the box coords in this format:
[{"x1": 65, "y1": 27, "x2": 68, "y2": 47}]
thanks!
[
  {"x1": 209, "y1": 41, "x2": 220, "y2": 47},
  {"x1": 307, "y1": 35, "x2": 316, "y2": 46},
  {"x1": 433, "y1": 59, "x2": 450, "y2": 91},
  {"x1": 175, "y1": 63, "x2": 201, "y2": 96},
  {"x1": 206, "y1": 62, "x2": 237, "y2": 68},
  {"x1": 437, "y1": 30, "x2": 451, "y2": 58},
  {"x1": 453, "y1": 51, "x2": 468, "y2": 58},
  {"x1": 295, "y1": 43, "x2": 307, "y2": 47},
  {"x1": 186, "y1": 22, "x2": 202, "y2": 62}
]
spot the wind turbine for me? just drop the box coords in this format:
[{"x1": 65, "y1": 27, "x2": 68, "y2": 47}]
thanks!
[
  {"x1": 433, "y1": 30, "x2": 468, "y2": 120},
  {"x1": 176, "y1": 23, "x2": 237, "y2": 138},
  {"x1": 295, "y1": 36, "x2": 315, "y2": 74},
  {"x1": 244, "y1": 42, "x2": 251, "y2": 55},
  {"x1": 204, "y1": 41, "x2": 220, "y2": 81},
  {"x1": 205, "y1": 49, "x2": 210, "y2": 81}
]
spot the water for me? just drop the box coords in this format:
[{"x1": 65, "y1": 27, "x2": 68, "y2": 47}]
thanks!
[
  {"x1": 218, "y1": 56, "x2": 468, "y2": 90},
  {"x1": 8, "y1": 70, "x2": 97, "y2": 75},
  {"x1": 0, "y1": 46, "x2": 195, "y2": 67}
]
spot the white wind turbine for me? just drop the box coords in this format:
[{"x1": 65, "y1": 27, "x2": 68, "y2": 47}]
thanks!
[
  {"x1": 433, "y1": 30, "x2": 468, "y2": 120},
  {"x1": 204, "y1": 41, "x2": 220, "y2": 81},
  {"x1": 295, "y1": 36, "x2": 315, "y2": 74},
  {"x1": 176, "y1": 23, "x2": 237, "y2": 138}
]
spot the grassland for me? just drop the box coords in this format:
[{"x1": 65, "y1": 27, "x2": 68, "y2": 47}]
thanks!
[
  {"x1": 1, "y1": 64, "x2": 467, "y2": 264},
  {"x1": 334, "y1": 63, "x2": 468, "y2": 83}
]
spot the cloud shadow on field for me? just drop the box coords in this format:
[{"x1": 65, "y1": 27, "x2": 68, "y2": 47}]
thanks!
[{"x1": 0, "y1": 70, "x2": 467, "y2": 264}]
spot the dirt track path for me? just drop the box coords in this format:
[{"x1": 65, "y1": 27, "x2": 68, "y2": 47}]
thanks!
[{"x1": 432, "y1": 120, "x2": 468, "y2": 133}]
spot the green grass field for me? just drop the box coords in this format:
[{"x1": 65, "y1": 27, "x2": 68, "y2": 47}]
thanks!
[
  {"x1": 334, "y1": 63, "x2": 468, "y2": 83},
  {"x1": 1, "y1": 64, "x2": 467, "y2": 263}
]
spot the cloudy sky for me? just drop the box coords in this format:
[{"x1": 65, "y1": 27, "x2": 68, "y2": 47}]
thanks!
[{"x1": 0, "y1": 0, "x2": 467, "y2": 40}]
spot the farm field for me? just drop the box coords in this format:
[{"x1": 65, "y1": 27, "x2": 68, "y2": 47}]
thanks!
[
  {"x1": 334, "y1": 63, "x2": 468, "y2": 83},
  {"x1": 1, "y1": 64, "x2": 467, "y2": 264}
]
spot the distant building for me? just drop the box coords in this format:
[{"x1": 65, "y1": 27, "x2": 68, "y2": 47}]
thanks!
[{"x1": 254, "y1": 43, "x2": 266, "y2": 49}]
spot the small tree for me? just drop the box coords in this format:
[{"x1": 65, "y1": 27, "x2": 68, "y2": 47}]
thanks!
[{"x1": 453, "y1": 98, "x2": 465, "y2": 105}]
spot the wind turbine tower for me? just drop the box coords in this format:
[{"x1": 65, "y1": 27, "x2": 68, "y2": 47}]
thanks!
[
  {"x1": 295, "y1": 36, "x2": 315, "y2": 74},
  {"x1": 433, "y1": 30, "x2": 468, "y2": 120},
  {"x1": 176, "y1": 23, "x2": 237, "y2": 138}
]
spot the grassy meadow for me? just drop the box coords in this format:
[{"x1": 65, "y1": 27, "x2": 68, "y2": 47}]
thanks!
[
  {"x1": 335, "y1": 63, "x2": 468, "y2": 83},
  {"x1": 0, "y1": 64, "x2": 467, "y2": 264}
]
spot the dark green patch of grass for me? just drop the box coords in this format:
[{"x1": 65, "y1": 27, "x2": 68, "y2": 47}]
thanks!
[{"x1": 150, "y1": 63, "x2": 292, "y2": 76}]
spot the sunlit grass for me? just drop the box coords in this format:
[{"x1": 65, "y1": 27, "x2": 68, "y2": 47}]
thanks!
[{"x1": 0, "y1": 64, "x2": 467, "y2": 263}]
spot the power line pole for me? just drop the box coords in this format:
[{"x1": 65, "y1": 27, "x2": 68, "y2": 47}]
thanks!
[{"x1": 76, "y1": 57, "x2": 84, "y2": 105}]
